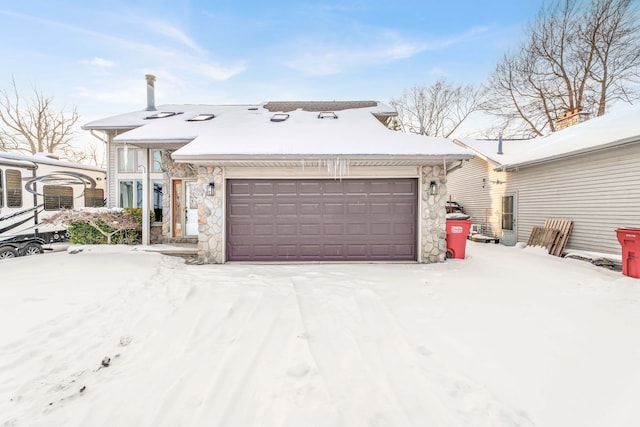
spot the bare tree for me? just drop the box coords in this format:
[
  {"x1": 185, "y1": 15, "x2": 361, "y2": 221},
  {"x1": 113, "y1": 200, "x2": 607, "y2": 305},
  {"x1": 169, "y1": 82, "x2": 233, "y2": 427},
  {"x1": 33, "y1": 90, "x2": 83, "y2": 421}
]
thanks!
[
  {"x1": 0, "y1": 78, "x2": 79, "y2": 154},
  {"x1": 483, "y1": 0, "x2": 640, "y2": 136},
  {"x1": 63, "y1": 138, "x2": 106, "y2": 168},
  {"x1": 390, "y1": 79, "x2": 482, "y2": 138}
]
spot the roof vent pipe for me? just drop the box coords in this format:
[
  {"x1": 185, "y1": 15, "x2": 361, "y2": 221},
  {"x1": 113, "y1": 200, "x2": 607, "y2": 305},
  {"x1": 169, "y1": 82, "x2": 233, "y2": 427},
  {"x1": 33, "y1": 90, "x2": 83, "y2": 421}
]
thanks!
[
  {"x1": 145, "y1": 74, "x2": 156, "y2": 111},
  {"x1": 497, "y1": 133, "x2": 503, "y2": 155}
]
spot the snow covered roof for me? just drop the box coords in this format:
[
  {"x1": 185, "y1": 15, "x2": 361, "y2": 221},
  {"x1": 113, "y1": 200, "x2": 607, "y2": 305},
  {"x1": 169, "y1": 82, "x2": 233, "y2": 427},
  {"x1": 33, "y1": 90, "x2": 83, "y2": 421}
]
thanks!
[
  {"x1": 453, "y1": 138, "x2": 532, "y2": 166},
  {"x1": 83, "y1": 102, "x2": 472, "y2": 163},
  {"x1": 0, "y1": 152, "x2": 104, "y2": 172},
  {"x1": 456, "y1": 104, "x2": 640, "y2": 171}
]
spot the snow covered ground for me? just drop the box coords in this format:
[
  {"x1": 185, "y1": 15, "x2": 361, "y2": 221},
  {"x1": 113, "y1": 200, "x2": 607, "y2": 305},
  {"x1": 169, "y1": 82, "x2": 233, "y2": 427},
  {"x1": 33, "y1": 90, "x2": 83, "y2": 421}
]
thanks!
[{"x1": 1, "y1": 242, "x2": 639, "y2": 427}]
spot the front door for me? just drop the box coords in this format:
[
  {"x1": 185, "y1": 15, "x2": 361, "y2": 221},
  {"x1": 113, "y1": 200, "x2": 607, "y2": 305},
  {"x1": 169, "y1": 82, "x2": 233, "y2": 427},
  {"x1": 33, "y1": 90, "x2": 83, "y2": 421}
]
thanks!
[
  {"x1": 501, "y1": 192, "x2": 517, "y2": 246},
  {"x1": 172, "y1": 179, "x2": 198, "y2": 238}
]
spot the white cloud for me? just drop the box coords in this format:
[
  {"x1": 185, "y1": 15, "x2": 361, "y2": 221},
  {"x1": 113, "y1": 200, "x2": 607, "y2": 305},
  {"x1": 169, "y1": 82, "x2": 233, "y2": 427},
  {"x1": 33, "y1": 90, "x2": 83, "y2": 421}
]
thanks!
[
  {"x1": 87, "y1": 57, "x2": 115, "y2": 68},
  {"x1": 285, "y1": 26, "x2": 493, "y2": 76},
  {"x1": 144, "y1": 20, "x2": 203, "y2": 53}
]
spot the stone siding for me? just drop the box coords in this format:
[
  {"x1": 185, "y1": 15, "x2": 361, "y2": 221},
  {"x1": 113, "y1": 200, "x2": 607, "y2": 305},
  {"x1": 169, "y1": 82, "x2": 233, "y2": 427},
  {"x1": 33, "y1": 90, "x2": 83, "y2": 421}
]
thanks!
[
  {"x1": 420, "y1": 165, "x2": 448, "y2": 263},
  {"x1": 197, "y1": 166, "x2": 224, "y2": 263}
]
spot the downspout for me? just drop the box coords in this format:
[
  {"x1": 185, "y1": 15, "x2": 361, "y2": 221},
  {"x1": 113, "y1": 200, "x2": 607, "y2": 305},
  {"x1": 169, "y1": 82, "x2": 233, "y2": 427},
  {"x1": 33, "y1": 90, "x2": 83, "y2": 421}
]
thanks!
[{"x1": 446, "y1": 160, "x2": 465, "y2": 174}]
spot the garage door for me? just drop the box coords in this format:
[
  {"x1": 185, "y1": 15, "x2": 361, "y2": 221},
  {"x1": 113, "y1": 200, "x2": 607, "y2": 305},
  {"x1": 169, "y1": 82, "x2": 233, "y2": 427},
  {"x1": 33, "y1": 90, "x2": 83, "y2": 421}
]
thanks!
[{"x1": 226, "y1": 178, "x2": 417, "y2": 261}]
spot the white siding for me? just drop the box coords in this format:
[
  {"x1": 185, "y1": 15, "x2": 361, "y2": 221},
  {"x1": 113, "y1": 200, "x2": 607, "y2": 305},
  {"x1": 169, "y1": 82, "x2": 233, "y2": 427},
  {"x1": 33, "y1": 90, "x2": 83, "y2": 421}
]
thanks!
[
  {"x1": 506, "y1": 143, "x2": 640, "y2": 255},
  {"x1": 448, "y1": 143, "x2": 640, "y2": 255},
  {"x1": 447, "y1": 157, "x2": 508, "y2": 237}
]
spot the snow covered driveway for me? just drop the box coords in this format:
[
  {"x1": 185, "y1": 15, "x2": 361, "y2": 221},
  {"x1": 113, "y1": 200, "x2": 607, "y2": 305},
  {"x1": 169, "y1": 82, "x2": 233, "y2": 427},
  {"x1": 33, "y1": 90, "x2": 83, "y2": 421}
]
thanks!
[{"x1": 1, "y1": 243, "x2": 639, "y2": 426}]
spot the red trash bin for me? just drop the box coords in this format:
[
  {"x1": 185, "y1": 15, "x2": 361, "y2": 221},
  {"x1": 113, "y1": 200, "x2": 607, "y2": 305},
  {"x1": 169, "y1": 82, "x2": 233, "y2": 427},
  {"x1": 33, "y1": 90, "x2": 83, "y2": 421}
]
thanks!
[
  {"x1": 446, "y1": 219, "x2": 472, "y2": 259},
  {"x1": 616, "y1": 228, "x2": 640, "y2": 278}
]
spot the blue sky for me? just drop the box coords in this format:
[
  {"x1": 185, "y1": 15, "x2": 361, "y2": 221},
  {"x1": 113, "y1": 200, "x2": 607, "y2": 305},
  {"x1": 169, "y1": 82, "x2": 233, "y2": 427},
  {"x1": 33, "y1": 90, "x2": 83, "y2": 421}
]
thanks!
[{"x1": 0, "y1": 0, "x2": 546, "y2": 125}]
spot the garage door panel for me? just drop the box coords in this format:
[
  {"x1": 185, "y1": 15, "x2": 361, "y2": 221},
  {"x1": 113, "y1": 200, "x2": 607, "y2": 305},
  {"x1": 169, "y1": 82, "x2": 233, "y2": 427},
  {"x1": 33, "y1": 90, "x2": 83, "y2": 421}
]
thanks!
[
  {"x1": 254, "y1": 203, "x2": 275, "y2": 215},
  {"x1": 300, "y1": 203, "x2": 321, "y2": 215},
  {"x1": 324, "y1": 203, "x2": 345, "y2": 215},
  {"x1": 253, "y1": 182, "x2": 275, "y2": 195},
  {"x1": 277, "y1": 203, "x2": 297, "y2": 215},
  {"x1": 227, "y1": 178, "x2": 417, "y2": 261},
  {"x1": 370, "y1": 223, "x2": 391, "y2": 235},
  {"x1": 300, "y1": 182, "x2": 322, "y2": 195},
  {"x1": 394, "y1": 202, "x2": 415, "y2": 215},
  {"x1": 276, "y1": 182, "x2": 297, "y2": 195}
]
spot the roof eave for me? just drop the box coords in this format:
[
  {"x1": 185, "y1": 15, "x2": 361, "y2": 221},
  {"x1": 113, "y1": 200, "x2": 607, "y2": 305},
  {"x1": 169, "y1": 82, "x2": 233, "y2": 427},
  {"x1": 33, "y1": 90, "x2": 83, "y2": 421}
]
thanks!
[
  {"x1": 81, "y1": 124, "x2": 142, "y2": 131},
  {"x1": 170, "y1": 153, "x2": 473, "y2": 167},
  {"x1": 496, "y1": 136, "x2": 640, "y2": 172}
]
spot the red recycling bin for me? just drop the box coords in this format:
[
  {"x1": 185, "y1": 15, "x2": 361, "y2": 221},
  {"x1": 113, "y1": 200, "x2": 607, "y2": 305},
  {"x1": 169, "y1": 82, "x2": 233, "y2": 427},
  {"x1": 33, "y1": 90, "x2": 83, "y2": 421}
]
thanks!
[
  {"x1": 446, "y1": 219, "x2": 472, "y2": 259},
  {"x1": 616, "y1": 228, "x2": 640, "y2": 278}
]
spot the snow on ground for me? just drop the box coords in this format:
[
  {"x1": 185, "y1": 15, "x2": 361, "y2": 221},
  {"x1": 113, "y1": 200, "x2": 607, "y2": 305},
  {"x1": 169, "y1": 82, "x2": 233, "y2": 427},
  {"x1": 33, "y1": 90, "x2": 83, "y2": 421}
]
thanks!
[{"x1": 1, "y1": 243, "x2": 639, "y2": 427}]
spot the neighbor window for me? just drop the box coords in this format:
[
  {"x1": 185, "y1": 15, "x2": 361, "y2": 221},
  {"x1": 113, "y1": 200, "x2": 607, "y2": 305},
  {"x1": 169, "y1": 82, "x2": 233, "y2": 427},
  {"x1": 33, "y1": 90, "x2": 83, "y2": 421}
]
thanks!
[
  {"x1": 117, "y1": 148, "x2": 144, "y2": 173},
  {"x1": 502, "y1": 195, "x2": 514, "y2": 231},
  {"x1": 6, "y1": 169, "x2": 22, "y2": 208},
  {"x1": 84, "y1": 188, "x2": 105, "y2": 207},
  {"x1": 44, "y1": 185, "x2": 74, "y2": 210}
]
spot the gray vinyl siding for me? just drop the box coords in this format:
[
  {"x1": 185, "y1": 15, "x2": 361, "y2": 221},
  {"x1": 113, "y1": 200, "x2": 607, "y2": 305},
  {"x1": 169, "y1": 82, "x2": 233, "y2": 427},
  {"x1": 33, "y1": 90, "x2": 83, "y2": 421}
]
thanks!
[
  {"x1": 447, "y1": 156, "x2": 508, "y2": 237},
  {"x1": 505, "y1": 143, "x2": 640, "y2": 255}
]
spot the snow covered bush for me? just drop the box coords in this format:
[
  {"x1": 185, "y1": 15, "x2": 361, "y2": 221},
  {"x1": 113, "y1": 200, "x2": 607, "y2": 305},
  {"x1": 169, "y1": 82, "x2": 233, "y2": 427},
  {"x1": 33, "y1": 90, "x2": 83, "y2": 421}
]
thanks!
[{"x1": 43, "y1": 208, "x2": 152, "y2": 245}]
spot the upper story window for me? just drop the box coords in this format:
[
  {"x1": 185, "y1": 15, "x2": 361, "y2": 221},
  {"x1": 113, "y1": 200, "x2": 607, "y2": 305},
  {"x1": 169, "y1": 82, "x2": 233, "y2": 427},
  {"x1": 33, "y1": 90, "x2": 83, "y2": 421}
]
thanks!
[
  {"x1": 151, "y1": 149, "x2": 164, "y2": 172},
  {"x1": 117, "y1": 147, "x2": 144, "y2": 173},
  {"x1": 6, "y1": 169, "x2": 22, "y2": 208}
]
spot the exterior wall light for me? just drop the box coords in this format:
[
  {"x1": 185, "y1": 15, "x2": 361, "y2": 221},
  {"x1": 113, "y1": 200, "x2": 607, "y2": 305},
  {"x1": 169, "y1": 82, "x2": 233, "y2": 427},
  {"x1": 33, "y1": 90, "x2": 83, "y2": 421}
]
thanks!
[
  {"x1": 429, "y1": 180, "x2": 438, "y2": 195},
  {"x1": 207, "y1": 182, "x2": 215, "y2": 197}
]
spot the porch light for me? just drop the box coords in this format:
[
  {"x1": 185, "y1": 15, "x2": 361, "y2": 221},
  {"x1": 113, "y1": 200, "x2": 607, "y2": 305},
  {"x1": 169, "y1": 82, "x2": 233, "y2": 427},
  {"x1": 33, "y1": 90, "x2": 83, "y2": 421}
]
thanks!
[
  {"x1": 429, "y1": 180, "x2": 438, "y2": 195},
  {"x1": 207, "y1": 182, "x2": 215, "y2": 197}
]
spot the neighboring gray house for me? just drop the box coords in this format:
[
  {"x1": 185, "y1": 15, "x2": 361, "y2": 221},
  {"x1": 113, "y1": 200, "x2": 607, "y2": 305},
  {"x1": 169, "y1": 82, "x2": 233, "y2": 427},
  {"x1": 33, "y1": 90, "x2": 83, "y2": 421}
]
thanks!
[
  {"x1": 447, "y1": 104, "x2": 640, "y2": 256},
  {"x1": 83, "y1": 76, "x2": 472, "y2": 264}
]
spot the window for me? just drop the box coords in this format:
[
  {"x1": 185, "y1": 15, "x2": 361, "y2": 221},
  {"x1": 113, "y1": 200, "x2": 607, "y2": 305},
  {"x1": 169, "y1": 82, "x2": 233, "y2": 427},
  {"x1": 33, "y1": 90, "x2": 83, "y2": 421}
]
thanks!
[
  {"x1": 144, "y1": 111, "x2": 182, "y2": 119},
  {"x1": 318, "y1": 111, "x2": 338, "y2": 119},
  {"x1": 187, "y1": 113, "x2": 215, "y2": 122},
  {"x1": 502, "y1": 195, "x2": 514, "y2": 230},
  {"x1": 151, "y1": 149, "x2": 163, "y2": 172},
  {"x1": 153, "y1": 181, "x2": 163, "y2": 222},
  {"x1": 117, "y1": 148, "x2": 144, "y2": 173},
  {"x1": 6, "y1": 169, "x2": 22, "y2": 208},
  {"x1": 84, "y1": 188, "x2": 105, "y2": 207},
  {"x1": 0, "y1": 171, "x2": 3, "y2": 208},
  {"x1": 118, "y1": 180, "x2": 142, "y2": 208},
  {"x1": 270, "y1": 113, "x2": 289, "y2": 122},
  {"x1": 44, "y1": 185, "x2": 74, "y2": 210}
]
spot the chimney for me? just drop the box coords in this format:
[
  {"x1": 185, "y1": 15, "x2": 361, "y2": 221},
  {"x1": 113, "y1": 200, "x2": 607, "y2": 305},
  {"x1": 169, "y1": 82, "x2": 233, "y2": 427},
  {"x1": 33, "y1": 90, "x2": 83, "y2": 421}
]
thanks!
[
  {"x1": 145, "y1": 74, "x2": 156, "y2": 111},
  {"x1": 497, "y1": 133, "x2": 504, "y2": 155}
]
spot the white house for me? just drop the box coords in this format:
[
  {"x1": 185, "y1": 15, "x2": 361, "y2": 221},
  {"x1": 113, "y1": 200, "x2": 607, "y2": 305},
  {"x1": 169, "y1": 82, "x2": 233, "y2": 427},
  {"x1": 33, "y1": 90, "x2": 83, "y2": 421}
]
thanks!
[
  {"x1": 83, "y1": 76, "x2": 473, "y2": 263},
  {"x1": 448, "y1": 104, "x2": 640, "y2": 256}
]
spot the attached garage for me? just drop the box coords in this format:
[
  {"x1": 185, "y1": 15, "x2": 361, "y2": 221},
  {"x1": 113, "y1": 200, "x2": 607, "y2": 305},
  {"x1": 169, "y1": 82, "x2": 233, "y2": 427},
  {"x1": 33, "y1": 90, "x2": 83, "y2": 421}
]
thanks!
[
  {"x1": 87, "y1": 96, "x2": 474, "y2": 264},
  {"x1": 226, "y1": 178, "x2": 417, "y2": 261}
]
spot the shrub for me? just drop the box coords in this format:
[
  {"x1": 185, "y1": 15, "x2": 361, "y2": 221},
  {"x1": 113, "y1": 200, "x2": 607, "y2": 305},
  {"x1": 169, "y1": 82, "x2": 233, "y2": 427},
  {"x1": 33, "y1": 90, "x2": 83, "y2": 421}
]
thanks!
[{"x1": 44, "y1": 207, "x2": 154, "y2": 245}]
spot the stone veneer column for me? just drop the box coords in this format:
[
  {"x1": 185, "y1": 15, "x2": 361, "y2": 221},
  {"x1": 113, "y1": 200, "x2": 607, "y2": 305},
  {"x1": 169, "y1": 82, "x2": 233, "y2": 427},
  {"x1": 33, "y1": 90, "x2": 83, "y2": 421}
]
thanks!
[
  {"x1": 197, "y1": 166, "x2": 224, "y2": 263},
  {"x1": 421, "y1": 165, "x2": 447, "y2": 263}
]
